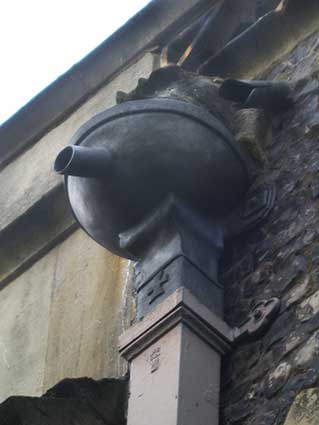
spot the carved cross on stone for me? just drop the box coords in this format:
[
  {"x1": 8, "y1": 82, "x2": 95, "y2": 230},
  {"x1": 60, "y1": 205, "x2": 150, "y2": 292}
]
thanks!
[{"x1": 147, "y1": 270, "x2": 169, "y2": 305}]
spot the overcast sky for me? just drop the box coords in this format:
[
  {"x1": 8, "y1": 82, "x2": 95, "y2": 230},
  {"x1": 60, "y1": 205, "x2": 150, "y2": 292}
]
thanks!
[{"x1": 0, "y1": 0, "x2": 151, "y2": 125}]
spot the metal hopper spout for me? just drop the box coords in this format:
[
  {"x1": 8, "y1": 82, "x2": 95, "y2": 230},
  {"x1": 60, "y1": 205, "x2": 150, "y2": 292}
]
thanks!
[{"x1": 54, "y1": 145, "x2": 112, "y2": 179}]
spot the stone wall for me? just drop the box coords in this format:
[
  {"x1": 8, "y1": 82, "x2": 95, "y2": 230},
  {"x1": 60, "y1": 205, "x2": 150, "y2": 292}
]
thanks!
[
  {"x1": 0, "y1": 52, "x2": 155, "y2": 287},
  {"x1": 0, "y1": 53, "x2": 155, "y2": 402},
  {"x1": 221, "y1": 31, "x2": 319, "y2": 425},
  {"x1": 0, "y1": 230, "x2": 132, "y2": 403},
  {"x1": 0, "y1": 0, "x2": 219, "y2": 403},
  {"x1": 0, "y1": 0, "x2": 225, "y2": 403}
]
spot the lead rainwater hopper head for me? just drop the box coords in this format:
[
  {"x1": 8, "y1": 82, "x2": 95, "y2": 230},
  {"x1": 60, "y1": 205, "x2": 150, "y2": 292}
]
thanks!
[{"x1": 53, "y1": 55, "x2": 289, "y2": 425}]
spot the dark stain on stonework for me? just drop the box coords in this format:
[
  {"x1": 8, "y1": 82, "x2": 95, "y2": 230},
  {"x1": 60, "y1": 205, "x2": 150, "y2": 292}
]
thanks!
[{"x1": 0, "y1": 377, "x2": 128, "y2": 425}]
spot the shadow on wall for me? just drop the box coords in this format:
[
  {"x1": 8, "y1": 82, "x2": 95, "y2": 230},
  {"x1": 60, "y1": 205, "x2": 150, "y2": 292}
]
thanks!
[{"x1": 0, "y1": 377, "x2": 128, "y2": 425}]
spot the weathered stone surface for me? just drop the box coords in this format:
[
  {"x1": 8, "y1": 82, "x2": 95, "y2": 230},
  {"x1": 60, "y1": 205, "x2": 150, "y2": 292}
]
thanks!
[
  {"x1": 283, "y1": 387, "x2": 319, "y2": 425},
  {"x1": 296, "y1": 79, "x2": 319, "y2": 100},
  {"x1": 1, "y1": 397, "x2": 104, "y2": 425},
  {"x1": 256, "y1": 0, "x2": 280, "y2": 17},
  {"x1": 284, "y1": 369, "x2": 318, "y2": 394},
  {"x1": 263, "y1": 310, "x2": 295, "y2": 350},
  {"x1": 275, "y1": 330, "x2": 306, "y2": 359},
  {"x1": 310, "y1": 245, "x2": 319, "y2": 265},
  {"x1": 264, "y1": 362, "x2": 292, "y2": 398},
  {"x1": 0, "y1": 184, "x2": 76, "y2": 287},
  {"x1": 221, "y1": 30, "x2": 319, "y2": 425},
  {"x1": 44, "y1": 377, "x2": 128, "y2": 425},
  {"x1": 293, "y1": 330, "x2": 319, "y2": 370},
  {"x1": 233, "y1": 108, "x2": 269, "y2": 163},
  {"x1": 267, "y1": 32, "x2": 319, "y2": 83},
  {"x1": 0, "y1": 53, "x2": 153, "y2": 233},
  {"x1": 302, "y1": 229, "x2": 317, "y2": 246},
  {"x1": 310, "y1": 176, "x2": 319, "y2": 199},
  {"x1": 0, "y1": 377, "x2": 128, "y2": 425},
  {"x1": 0, "y1": 250, "x2": 53, "y2": 402},
  {"x1": 0, "y1": 53, "x2": 154, "y2": 287},
  {"x1": 297, "y1": 290, "x2": 319, "y2": 322},
  {"x1": 42, "y1": 232, "x2": 133, "y2": 391},
  {"x1": 224, "y1": 399, "x2": 252, "y2": 424},
  {"x1": 283, "y1": 274, "x2": 312, "y2": 308},
  {"x1": 274, "y1": 255, "x2": 307, "y2": 293},
  {"x1": 0, "y1": 230, "x2": 133, "y2": 402}
]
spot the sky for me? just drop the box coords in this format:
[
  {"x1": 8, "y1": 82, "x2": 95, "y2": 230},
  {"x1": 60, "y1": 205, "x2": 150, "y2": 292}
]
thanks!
[{"x1": 0, "y1": 0, "x2": 151, "y2": 125}]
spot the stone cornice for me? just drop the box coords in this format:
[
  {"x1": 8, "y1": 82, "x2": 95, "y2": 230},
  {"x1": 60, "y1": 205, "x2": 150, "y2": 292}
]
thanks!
[
  {"x1": 0, "y1": 184, "x2": 77, "y2": 289},
  {"x1": 1, "y1": 0, "x2": 318, "y2": 289},
  {"x1": 0, "y1": 0, "x2": 215, "y2": 171}
]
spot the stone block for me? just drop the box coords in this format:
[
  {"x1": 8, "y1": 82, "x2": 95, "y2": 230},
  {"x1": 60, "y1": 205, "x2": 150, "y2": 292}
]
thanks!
[
  {"x1": 283, "y1": 387, "x2": 319, "y2": 425},
  {"x1": 0, "y1": 249, "x2": 54, "y2": 402},
  {"x1": 297, "y1": 290, "x2": 319, "y2": 322},
  {"x1": 264, "y1": 362, "x2": 292, "y2": 398},
  {"x1": 294, "y1": 330, "x2": 319, "y2": 370},
  {"x1": 0, "y1": 377, "x2": 128, "y2": 425},
  {"x1": 42, "y1": 231, "x2": 133, "y2": 391},
  {"x1": 0, "y1": 230, "x2": 133, "y2": 402}
]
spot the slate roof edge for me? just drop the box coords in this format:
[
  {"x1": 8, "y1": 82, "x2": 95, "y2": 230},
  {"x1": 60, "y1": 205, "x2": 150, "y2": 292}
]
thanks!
[
  {"x1": 0, "y1": 0, "x2": 215, "y2": 171},
  {"x1": 200, "y1": 0, "x2": 319, "y2": 79}
]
